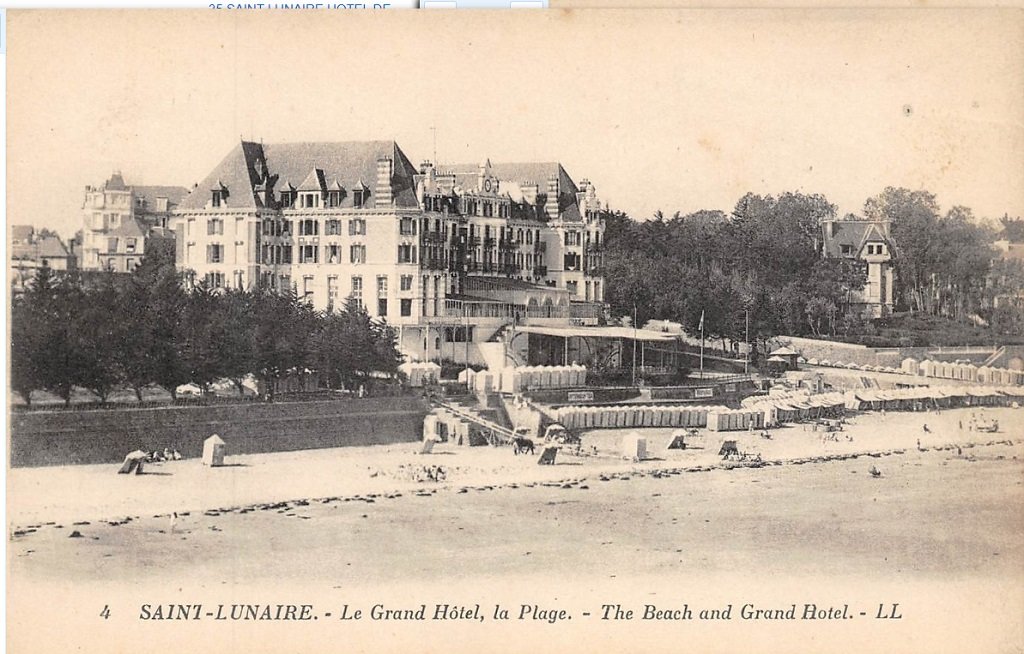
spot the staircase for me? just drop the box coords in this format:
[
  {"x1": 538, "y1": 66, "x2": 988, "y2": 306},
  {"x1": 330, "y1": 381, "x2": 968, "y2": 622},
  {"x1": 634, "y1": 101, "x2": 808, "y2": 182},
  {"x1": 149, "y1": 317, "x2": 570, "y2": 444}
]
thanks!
[
  {"x1": 983, "y1": 346, "x2": 1007, "y2": 368},
  {"x1": 433, "y1": 399, "x2": 518, "y2": 445}
]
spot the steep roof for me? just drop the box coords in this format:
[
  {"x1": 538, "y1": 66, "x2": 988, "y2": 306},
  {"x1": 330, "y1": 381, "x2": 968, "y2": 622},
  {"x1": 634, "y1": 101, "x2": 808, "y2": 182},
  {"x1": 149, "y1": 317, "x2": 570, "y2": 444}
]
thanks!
[
  {"x1": 35, "y1": 235, "x2": 71, "y2": 258},
  {"x1": 10, "y1": 225, "x2": 34, "y2": 242},
  {"x1": 440, "y1": 161, "x2": 579, "y2": 196},
  {"x1": 109, "y1": 218, "x2": 147, "y2": 238},
  {"x1": 105, "y1": 172, "x2": 128, "y2": 191},
  {"x1": 133, "y1": 185, "x2": 190, "y2": 211},
  {"x1": 178, "y1": 140, "x2": 419, "y2": 211},
  {"x1": 822, "y1": 220, "x2": 889, "y2": 258}
]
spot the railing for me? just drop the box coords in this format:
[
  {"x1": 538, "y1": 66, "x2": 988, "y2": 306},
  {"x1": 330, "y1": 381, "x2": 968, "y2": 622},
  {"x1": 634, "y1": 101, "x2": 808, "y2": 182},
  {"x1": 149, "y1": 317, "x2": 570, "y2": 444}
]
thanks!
[
  {"x1": 483, "y1": 237, "x2": 496, "y2": 249},
  {"x1": 569, "y1": 301, "x2": 604, "y2": 320},
  {"x1": 437, "y1": 299, "x2": 570, "y2": 321}
]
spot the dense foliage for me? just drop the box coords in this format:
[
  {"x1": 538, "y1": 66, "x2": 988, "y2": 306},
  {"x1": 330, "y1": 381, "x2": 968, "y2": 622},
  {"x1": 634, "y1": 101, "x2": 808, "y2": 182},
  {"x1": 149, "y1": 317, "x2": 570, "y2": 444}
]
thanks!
[
  {"x1": 601, "y1": 188, "x2": 1015, "y2": 349},
  {"x1": 10, "y1": 246, "x2": 402, "y2": 406},
  {"x1": 601, "y1": 192, "x2": 868, "y2": 354}
]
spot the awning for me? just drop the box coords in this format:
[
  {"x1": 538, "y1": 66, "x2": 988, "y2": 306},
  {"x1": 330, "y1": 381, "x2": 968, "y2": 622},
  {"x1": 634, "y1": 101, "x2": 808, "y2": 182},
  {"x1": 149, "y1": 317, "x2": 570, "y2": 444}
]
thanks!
[{"x1": 513, "y1": 325, "x2": 677, "y2": 342}]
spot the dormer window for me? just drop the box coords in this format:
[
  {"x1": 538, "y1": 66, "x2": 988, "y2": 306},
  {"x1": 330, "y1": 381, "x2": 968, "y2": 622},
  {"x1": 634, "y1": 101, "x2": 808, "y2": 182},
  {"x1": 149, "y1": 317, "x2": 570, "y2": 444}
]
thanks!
[
  {"x1": 353, "y1": 188, "x2": 368, "y2": 209},
  {"x1": 280, "y1": 191, "x2": 294, "y2": 208},
  {"x1": 841, "y1": 244, "x2": 853, "y2": 256},
  {"x1": 300, "y1": 193, "x2": 319, "y2": 209},
  {"x1": 212, "y1": 190, "x2": 224, "y2": 207}
]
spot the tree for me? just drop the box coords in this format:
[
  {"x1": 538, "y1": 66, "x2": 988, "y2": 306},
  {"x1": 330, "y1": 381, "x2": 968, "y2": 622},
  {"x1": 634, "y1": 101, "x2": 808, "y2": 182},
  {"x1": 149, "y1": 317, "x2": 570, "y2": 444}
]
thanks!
[
  {"x1": 10, "y1": 291, "x2": 43, "y2": 406},
  {"x1": 76, "y1": 272, "x2": 124, "y2": 403}
]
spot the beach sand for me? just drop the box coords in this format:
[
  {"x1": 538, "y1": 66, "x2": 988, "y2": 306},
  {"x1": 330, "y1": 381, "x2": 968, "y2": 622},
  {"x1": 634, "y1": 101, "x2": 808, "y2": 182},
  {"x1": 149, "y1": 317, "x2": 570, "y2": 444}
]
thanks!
[{"x1": 7, "y1": 406, "x2": 1024, "y2": 653}]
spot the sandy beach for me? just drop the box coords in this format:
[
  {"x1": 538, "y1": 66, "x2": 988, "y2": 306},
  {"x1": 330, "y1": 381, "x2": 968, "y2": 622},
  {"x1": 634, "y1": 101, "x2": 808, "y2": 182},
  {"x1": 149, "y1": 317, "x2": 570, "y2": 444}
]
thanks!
[{"x1": 8, "y1": 406, "x2": 1024, "y2": 654}]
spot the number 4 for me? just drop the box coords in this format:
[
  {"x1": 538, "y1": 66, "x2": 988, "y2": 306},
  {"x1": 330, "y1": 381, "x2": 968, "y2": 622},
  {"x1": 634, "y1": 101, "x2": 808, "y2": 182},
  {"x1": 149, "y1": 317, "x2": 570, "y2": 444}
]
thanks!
[{"x1": 100, "y1": 605, "x2": 110, "y2": 620}]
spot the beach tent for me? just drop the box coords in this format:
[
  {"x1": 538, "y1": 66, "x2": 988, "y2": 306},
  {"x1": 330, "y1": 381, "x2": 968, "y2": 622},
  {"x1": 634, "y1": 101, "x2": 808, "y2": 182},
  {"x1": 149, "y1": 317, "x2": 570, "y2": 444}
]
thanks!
[
  {"x1": 537, "y1": 446, "x2": 558, "y2": 465},
  {"x1": 622, "y1": 432, "x2": 648, "y2": 460},
  {"x1": 667, "y1": 432, "x2": 688, "y2": 450},
  {"x1": 117, "y1": 450, "x2": 148, "y2": 475},
  {"x1": 718, "y1": 440, "x2": 739, "y2": 457},
  {"x1": 202, "y1": 434, "x2": 226, "y2": 467}
]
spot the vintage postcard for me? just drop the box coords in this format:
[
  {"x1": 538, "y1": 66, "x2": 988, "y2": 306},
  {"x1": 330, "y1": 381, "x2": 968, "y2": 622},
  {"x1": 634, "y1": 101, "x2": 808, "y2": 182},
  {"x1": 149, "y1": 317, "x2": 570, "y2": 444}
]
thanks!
[{"x1": 6, "y1": 7, "x2": 1023, "y2": 653}]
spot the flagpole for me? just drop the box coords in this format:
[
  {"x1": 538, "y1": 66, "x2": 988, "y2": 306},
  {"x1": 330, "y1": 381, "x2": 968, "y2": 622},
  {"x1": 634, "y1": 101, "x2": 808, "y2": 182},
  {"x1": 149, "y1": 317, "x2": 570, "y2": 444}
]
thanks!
[
  {"x1": 632, "y1": 302, "x2": 638, "y2": 387},
  {"x1": 744, "y1": 308, "x2": 749, "y2": 375},
  {"x1": 699, "y1": 309, "x2": 705, "y2": 381}
]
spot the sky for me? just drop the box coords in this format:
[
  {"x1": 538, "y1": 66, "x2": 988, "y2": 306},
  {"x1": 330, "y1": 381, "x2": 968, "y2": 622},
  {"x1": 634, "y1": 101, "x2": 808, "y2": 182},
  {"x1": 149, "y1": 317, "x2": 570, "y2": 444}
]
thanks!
[{"x1": 7, "y1": 8, "x2": 1024, "y2": 239}]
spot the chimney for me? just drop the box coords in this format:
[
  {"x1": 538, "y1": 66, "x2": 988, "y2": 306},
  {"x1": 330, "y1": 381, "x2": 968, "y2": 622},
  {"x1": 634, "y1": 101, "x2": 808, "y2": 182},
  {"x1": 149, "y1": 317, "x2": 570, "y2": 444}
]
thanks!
[
  {"x1": 545, "y1": 173, "x2": 559, "y2": 219},
  {"x1": 376, "y1": 157, "x2": 394, "y2": 207}
]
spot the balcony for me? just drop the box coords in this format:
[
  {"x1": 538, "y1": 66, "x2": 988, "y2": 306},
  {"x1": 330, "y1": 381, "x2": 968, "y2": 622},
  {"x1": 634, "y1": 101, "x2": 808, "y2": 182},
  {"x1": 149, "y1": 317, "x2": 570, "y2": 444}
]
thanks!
[
  {"x1": 429, "y1": 298, "x2": 570, "y2": 323},
  {"x1": 534, "y1": 265, "x2": 548, "y2": 277},
  {"x1": 483, "y1": 237, "x2": 496, "y2": 249},
  {"x1": 534, "y1": 241, "x2": 547, "y2": 253}
]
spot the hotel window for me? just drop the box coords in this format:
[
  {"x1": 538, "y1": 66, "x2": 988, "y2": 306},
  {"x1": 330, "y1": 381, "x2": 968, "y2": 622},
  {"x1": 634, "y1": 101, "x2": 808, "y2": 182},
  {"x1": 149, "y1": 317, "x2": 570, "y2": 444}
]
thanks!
[
  {"x1": 327, "y1": 276, "x2": 338, "y2": 301},
  {"x1": 107, "y1": 237, "x2": 119, "y2": 252},
  {"x1": 841, "y1": 244, "x2": 853, "y2": 256},
  {"x1": 298, "y1": 219, "x2": 319, "y2": 236},
  {"x1": 377, "y1": 279, "x2": 388, "y2": 316},
  {"x1": 205, "y1": 271, "x2": 225, "y2": 288},
  {"x1": 235, "y1": 271, "x2": 244, "y2": 289},
  {"x1": 280, "y1": 192, "x2": 294, "y2": 208},
  {"x1": 127, "y1": 258, "x2": 136, "y2": 270},
  {"x1": 350, "y1": 244, "x2": 366, "y2": 264},
  {"x1": 350, "y1": 276, "x2": 363, "y2": 307},
  {"x1": 298, "y1": 244, "x2": 318, "y2": 264},
  {"x1": 303, "y1": 276, "x2": 314, "y2": 298},
  {"x1": 349, "y1": 218, "x2": 366, "y2": 235},
  {"x1": 593, "y1": 281, "x2": 601, "y2": 300},
  {"x1": 327, "y1": 191, "x2": 343, "y2": 208},
  {"x1": 327, "y1": 245, "x2": 341, "y2": 264},
  {"x1": 212, "y1": 190, "x2": 223, "y2": 207},
  {"x1": 207, "y1": 218, "x2": 224, "y2": 235},
  {"x1": 400, "y1": 299, "x2": 412, "y2": 317},
  {"x1": 564, "y1": 252, "x2": 580, "y2": 271},
  {"x1": 566, "y1": 280, "x2": 579, "y2": 296},
  {"x1": 400, "y1": 275, "x2": 413, "y2": 291},
  {"x1": 565, "y1": 231, "x2": 581, "y2": 246},
  {"x1": 397, "y1": 244, "x2": 417, "y2": 264},
  {"x1": 326, "y1": 219, "x2": 341, "y2": 236},
  {"x1": 526, "y1": 230, "x2": 533, "y2": 245},
  {"x1": 126, "y1": 238, "x2": 138, "y2": 253},
  {"x1": 353, "y1": 188, "x2": 367, "y2": 208},
  {"x1": 207, "y1": 244, "x2": 224, "y2": 264},
  {"x1": 300, "y1": 193, "x2": 319, "y2": 209},
  {"x1": 400, "y1": 217, "x2": 417, "y2": 236}
]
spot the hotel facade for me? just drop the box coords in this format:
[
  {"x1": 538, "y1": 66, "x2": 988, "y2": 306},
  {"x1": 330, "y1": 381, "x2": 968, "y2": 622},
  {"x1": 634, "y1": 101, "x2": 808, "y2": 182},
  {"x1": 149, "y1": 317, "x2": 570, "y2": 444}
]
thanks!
[{"x1": 172, "y1": 140, "x2": 606, "y2": 365}]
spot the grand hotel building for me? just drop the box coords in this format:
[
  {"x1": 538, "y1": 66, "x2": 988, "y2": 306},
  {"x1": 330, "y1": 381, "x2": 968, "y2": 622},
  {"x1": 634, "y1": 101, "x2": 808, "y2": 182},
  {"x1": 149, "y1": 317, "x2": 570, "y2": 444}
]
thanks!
[{"x1": 172, "y1": 140, "x2": 606, "y2": 364}]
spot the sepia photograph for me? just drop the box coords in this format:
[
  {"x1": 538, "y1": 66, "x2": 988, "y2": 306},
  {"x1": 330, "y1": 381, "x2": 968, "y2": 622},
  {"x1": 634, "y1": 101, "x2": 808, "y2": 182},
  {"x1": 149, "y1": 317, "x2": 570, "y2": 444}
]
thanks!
[{"x1": 5, "y1": 7, "x2": 1024, "y2": 653}]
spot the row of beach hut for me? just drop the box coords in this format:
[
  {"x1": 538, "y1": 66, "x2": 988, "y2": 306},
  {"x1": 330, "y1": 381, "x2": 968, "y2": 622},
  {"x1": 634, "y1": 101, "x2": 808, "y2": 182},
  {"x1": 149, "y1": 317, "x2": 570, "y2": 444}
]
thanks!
[
  {"x1": 463, "y1": 364, "x2": 588, "y2": 395},
  {"x1": 554, "y1": 404, "x2": 736, "y2": 430},
  {"x1": 804, "y1": 356, "x2": 1024, "y2": 386}
]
